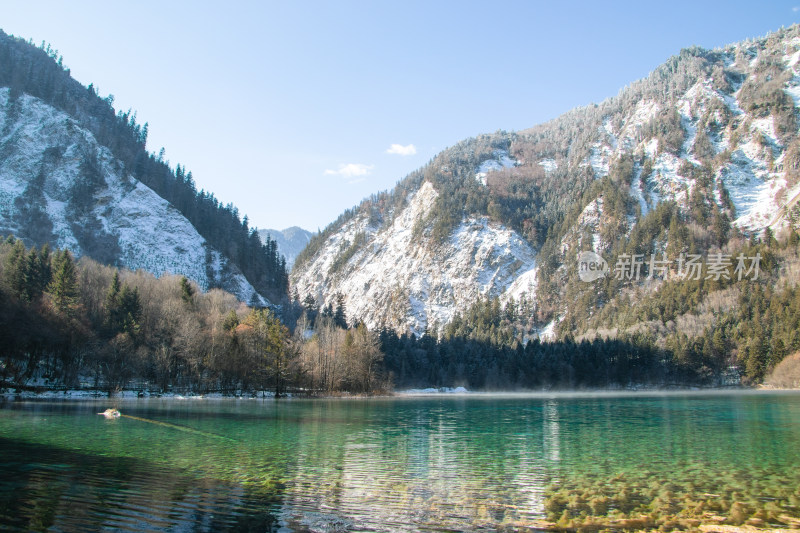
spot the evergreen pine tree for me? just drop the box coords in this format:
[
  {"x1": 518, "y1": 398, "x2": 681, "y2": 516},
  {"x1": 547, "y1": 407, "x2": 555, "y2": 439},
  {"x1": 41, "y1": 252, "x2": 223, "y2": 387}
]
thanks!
[
  {"x1": 303, "y1": 294, "x2": 317, "y2": 312},
  {"x1": 334, "y1": 293, "x2": 347, "y2": 329},
  {"x1": 745, "y1": 336, "x2": 768, "y2": 381},
  {"x1": 764, "y1": 226, "x2": 775, "y2": 247},
  {"x1": 104, "y1": 271, "x2": 122, "y2": 333},
  {"x1": 38, "y1": 244, "x2": 51, "y2": 290},
  {"x1": 4, "y1": 239, "x2": 26, "y2": 298},
  {"x1": 222, "y1": 309, "x2": 239, "y2": 331},
  {"x1": 48, "y1": 250, "x2": 78, "y2": 315},
  {"x1": 21, "y1": 248, "x2": 43, "y2": 301},
  {"x1": 179, "y1": 276, "x2": 195, "y2": 306},
  {"x1": 119, "y1": 285, "x2": 141, "y2": 335}
]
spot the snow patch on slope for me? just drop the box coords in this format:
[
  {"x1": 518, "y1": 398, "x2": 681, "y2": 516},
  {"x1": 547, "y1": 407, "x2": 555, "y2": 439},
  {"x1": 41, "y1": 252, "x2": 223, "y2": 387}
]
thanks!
[
  {"x1": 561, "y1": 197, "x2": 605, "y2": 256},
  {"x1": 618, "y1": 100, "x2": 659, "y2": 151},
  {"x1": 630, "y1": 165, "x2": 649, "y2": 216},
  {"x1": 538, "y1": 318, "x2": 557, "y2": 342},
  {"x1": 785, "y1": 80, "x2": 800, "y2": 107},
  {"x1": 588, "y1": 144, "x2": 613, "y2": 177},
  {"x1": 601, "y1": 118, "x2": 618, "y2": 150},
  {"x1": 649, "y1": 151, "x2": 692, "y2": 203},
  {"x1": 504, "y1": 264, "x2": 539, "y2": 303},
  {"x1": 538, "y1": 158, "x2": 558, "y2": 173},
  {"x1": 475, "y1": 149, "x2": 517, "y2": 185}
]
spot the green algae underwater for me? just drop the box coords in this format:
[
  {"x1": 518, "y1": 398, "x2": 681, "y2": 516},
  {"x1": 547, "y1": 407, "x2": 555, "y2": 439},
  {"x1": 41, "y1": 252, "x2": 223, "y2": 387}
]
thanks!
[{"x1": 0, "y1": 391, "x2": 799, "y2": 532}]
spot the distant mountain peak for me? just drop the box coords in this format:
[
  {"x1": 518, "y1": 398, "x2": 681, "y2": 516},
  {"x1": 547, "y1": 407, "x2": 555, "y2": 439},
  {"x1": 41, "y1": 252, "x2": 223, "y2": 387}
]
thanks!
[{"x1": 259, "y1": 227, "x2": 313, "y2": 269}]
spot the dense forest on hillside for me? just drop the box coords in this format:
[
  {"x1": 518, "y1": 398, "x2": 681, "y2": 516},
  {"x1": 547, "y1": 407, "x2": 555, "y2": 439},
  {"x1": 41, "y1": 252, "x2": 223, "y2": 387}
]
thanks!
[
  {"x1": 0, "y1": 30, "x2": 288, "y2": 300},
  {"x1": 0, "y1": 237, "x2": 385, "y2": 395},
  {"x1": 12, "y1": 238, "x2": 800, "y2": 394},
  {"x1": 3, "y1": 236, "x2": 799, "y2": 393},
  {"x1": 368, "y1": 230, "x2": 800, "y2": 388},
  {"x1": 293, "y1": 226, "x2": 796, "y2": 390}
]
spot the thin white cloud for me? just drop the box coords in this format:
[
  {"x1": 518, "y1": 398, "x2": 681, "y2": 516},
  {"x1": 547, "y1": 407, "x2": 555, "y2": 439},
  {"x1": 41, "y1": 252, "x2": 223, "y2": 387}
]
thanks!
[
  {"x1": 386, "y1": 143, "x2": 417, "y2": 156},
  {"x1": 794, "y1": 5, "x2": 800, "y2": 11},
  {"x1": 324, "y1": 163, "x2": 374, "y2": 178}
]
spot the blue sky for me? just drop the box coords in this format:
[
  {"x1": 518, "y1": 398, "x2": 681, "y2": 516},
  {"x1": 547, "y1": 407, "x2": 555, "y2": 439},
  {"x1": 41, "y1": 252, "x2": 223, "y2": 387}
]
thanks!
[{"x1": 1, "y1": 1, "x2": 800, "y2": 232}]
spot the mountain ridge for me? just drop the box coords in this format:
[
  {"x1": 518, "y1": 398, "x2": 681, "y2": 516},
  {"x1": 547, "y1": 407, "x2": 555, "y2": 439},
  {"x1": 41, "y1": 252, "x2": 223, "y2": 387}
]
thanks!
[
  {"x1": 291, "y1": 25, "x2": 800, "y2": 338},
  {"x1": 0, "y1": 31, "x2": 288, "y2": 304}
]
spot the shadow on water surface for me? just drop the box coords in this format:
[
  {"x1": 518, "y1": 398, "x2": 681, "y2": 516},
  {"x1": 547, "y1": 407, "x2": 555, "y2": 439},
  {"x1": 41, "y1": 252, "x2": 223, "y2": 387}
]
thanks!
[{"x1": 0, "y1": 438, "x2": 284, "y2": 532}]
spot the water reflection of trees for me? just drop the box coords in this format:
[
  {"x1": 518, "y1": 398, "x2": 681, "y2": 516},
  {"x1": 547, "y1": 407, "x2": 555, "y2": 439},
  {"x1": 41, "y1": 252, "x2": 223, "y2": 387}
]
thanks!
[
  {"x1": 0, "y1": 438, "x2": 282, "y2": 531},
  {"x1": 277, "y1": 399, "x2": 563, "y2": 529}
]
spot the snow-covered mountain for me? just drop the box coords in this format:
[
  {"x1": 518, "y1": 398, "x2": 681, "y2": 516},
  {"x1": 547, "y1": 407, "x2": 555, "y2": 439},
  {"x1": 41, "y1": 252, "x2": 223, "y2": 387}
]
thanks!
[
  {"x1": 292, "y1": 180, "x2": 537, "y2": 335},
  {"x1": 259, "y1": 226, "x2": 312, "y2": 269},
  {"x1": 292, "y1": 26, "x2": 800, "y2": 336},
  {"x1": 0, "y1": 87, "x2": 267, "y2": 304}
]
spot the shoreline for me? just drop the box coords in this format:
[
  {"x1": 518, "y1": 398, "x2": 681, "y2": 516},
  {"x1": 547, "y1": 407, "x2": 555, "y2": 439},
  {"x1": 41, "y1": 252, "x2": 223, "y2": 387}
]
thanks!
[{"x1": 3, "y1": 385, "x2": 798, "y2": 401}]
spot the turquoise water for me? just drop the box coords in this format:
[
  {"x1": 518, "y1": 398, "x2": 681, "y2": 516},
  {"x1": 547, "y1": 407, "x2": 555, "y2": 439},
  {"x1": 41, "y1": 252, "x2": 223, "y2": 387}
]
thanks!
[{"x1": 1, "y1": 391, "x2": 799, "y2": 531}]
